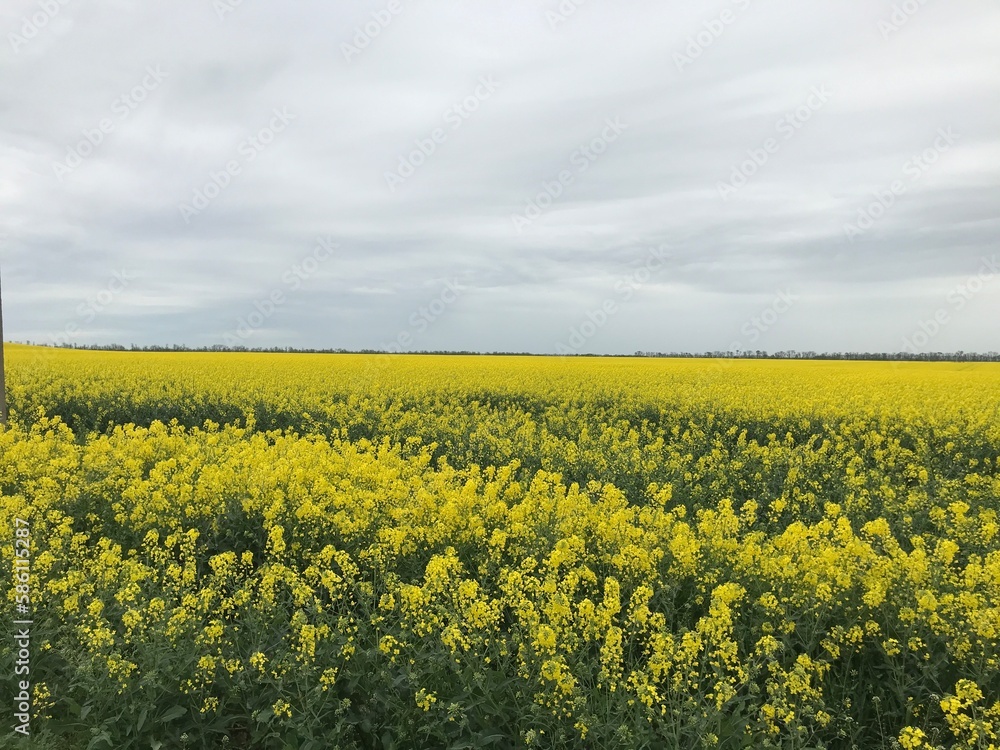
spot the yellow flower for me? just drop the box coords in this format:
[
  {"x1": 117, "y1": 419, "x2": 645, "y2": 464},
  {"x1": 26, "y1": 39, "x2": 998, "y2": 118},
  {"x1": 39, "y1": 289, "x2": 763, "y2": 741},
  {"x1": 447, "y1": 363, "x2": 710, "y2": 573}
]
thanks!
[
  {"x1": 415, "y1": 689, "x2": 437, "y2": 711},
  {"x1": 249, "y1": 652, "x2": 267, "y2": 671},
  {"x1": 534, "y1": 625, "x2": 557, "y2": 654},
  {"x1": 898, "y1": 726, "x2": 927, "y2": 749},
  {"x1": 272, "y1": 699, "x2": 292, "y2": 719}
]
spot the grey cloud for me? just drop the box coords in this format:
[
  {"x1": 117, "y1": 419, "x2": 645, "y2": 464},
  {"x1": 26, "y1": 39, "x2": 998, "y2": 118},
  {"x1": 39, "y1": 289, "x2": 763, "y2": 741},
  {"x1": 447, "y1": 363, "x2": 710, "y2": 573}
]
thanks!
[{"x1": 1, "y1": 0, "x2": 998, "y2": 354}]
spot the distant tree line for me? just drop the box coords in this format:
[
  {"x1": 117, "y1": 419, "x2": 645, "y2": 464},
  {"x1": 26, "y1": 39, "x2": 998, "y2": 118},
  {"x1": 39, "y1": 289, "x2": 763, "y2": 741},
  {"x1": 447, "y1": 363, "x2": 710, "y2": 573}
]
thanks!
[
  {"x1": 632, "y1": 350, "x2": 1000, "y2": 362},
  {"x1": 11, "y1": 341, "x2": 1000, "y2": 362}
]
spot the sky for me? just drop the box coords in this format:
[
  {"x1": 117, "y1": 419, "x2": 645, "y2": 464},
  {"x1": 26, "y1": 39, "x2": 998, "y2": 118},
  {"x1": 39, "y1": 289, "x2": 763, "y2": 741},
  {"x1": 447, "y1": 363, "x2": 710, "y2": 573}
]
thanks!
[{"x1": 1, "y1": 0, "x2": 998, "y2": 355}]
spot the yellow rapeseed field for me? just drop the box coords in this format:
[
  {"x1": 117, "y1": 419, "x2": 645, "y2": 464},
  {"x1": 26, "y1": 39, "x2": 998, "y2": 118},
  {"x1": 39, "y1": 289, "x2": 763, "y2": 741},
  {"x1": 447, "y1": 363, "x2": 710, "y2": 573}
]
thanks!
[{"x1": 2, "y1": 344, "x2": 999, "y2": 748}]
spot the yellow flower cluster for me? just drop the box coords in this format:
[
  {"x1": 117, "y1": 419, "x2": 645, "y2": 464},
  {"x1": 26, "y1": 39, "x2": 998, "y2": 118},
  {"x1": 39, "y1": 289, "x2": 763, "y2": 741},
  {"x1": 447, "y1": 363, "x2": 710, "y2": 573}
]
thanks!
[{"x1": 1, "y1": 345, "x2": 998, "y2": 748}]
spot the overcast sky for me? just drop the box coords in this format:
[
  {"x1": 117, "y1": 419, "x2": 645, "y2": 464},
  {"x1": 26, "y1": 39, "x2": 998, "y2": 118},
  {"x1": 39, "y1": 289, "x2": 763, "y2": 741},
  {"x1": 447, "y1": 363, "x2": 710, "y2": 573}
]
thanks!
[{"x1": 1, "y1": 0, "x2": 998, "y2": 354}]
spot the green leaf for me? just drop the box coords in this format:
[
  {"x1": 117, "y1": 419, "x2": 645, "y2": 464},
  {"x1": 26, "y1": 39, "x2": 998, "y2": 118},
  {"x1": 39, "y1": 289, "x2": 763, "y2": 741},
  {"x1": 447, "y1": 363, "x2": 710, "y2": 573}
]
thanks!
[
  {"x1": 159, "y1": 705, "x2": 187, "y2": 723},
  {"x1": 282, "y1": 729, "x2": 301, "y2": 749}
]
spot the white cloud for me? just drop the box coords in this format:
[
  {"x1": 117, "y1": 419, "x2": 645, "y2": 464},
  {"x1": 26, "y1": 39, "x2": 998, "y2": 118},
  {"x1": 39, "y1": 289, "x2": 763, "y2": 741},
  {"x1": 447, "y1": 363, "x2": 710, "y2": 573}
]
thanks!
[{"x1": 1, "y1": 0, "x2": 999, "y2": 353}]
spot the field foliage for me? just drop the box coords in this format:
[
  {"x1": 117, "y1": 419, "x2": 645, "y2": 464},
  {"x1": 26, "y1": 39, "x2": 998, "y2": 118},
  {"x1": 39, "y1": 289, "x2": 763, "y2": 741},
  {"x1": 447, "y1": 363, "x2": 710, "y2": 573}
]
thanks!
[{"x1": 2, "y1": 346, "x2": 999, "y2": 749}]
